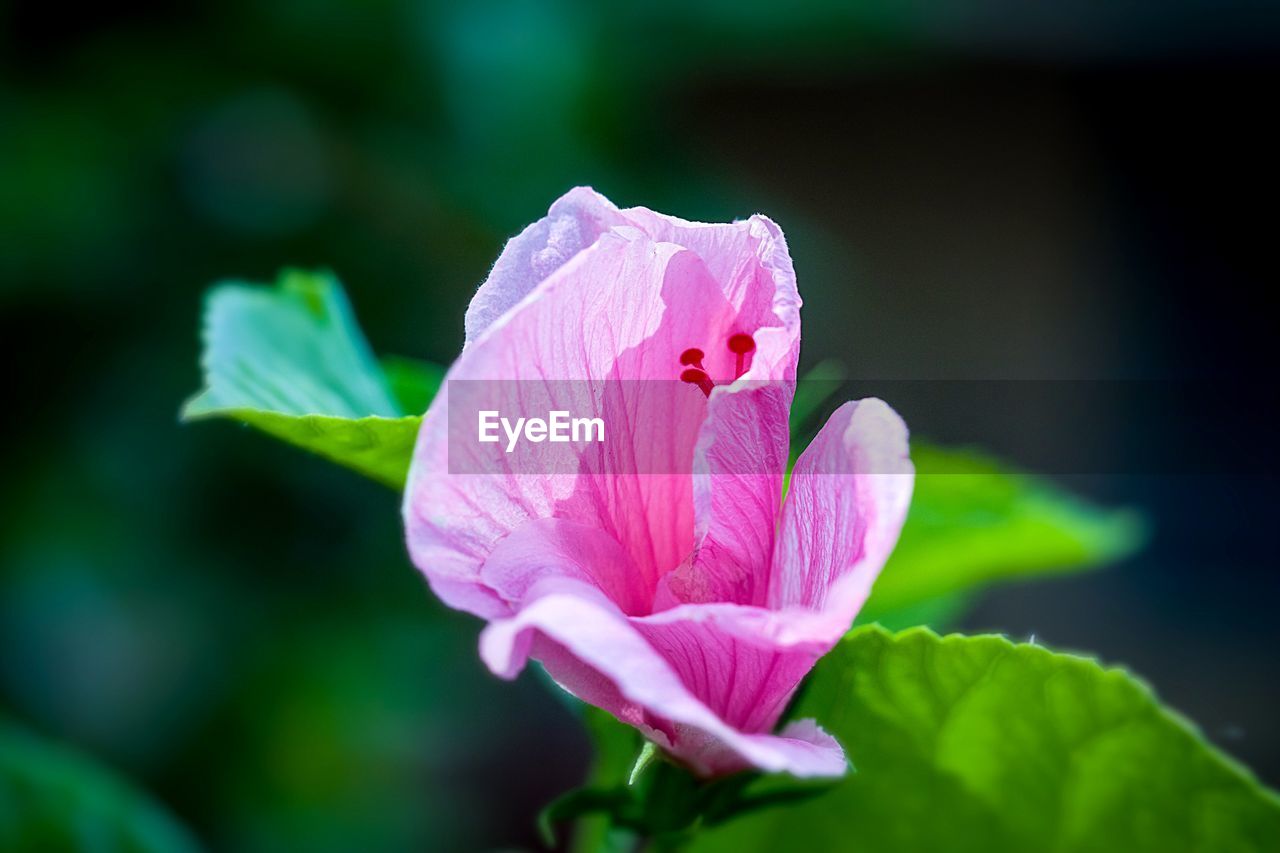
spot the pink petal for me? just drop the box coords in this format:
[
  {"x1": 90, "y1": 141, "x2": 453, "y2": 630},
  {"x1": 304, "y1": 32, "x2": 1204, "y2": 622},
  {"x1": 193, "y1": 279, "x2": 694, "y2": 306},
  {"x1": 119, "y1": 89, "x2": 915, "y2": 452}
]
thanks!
[
  {"x1": 478, "y1": 577, "x2": 847, "y2": 778},
  {"x1": 632, "y1": 608, "x2": 818, "y2": 736},
  {"x1": 619, "y1": 207, "x2": 801, "y2": 385},
  {"x1": 405, "y1": 230, "x2": 740, "y2": 616},
  {"x1": 465, "y1": 187, "x2": 801, "y2": 381},
  {"x1": 464, "y1": 187, "x2": 625, "y2": 346},
  {"x1": 474, "y1": 517, "x2": 845, "y2": 776},
  {"x1": 657, "y1": 381, "x2": 792, "y2": 608},
  {"x1": 768, "y1": 399, "x2": 915, "y2": 622},
  {"x1": 479, "y1": 518, "x2": 650, "y2": 617},
  {"x1": 612, "y1": 205, "x2": 801, "y2": 367}
]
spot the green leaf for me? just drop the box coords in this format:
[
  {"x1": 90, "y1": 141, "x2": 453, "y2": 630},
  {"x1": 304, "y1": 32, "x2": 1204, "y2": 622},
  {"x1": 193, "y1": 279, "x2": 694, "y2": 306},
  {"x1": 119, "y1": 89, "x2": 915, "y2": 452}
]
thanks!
[
  {"x1": 0, "y1": 718, "x2": 200, "y2": 853},
  {"x1": 692, "y1": 627, "x2": 1280, "y2": 853},
  {"x1": 860, "y1": 442, "x2": 1146, "y2": 622},
  {"x1": 182, "y1": 270, "x2": 439, "y2": 488}
]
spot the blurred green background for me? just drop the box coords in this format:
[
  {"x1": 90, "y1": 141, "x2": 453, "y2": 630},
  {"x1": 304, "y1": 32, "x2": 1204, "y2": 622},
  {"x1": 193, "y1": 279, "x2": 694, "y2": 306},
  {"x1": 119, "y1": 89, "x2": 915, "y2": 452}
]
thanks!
[{"x1": 2, "y1": 1, "x2": 1277, "y2": 850}]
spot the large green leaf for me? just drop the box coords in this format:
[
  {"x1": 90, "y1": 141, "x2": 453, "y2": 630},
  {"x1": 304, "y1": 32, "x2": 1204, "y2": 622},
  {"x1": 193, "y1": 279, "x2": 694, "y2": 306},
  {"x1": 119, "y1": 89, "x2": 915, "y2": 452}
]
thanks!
[
  {"x1": 182, "y1": 270, "x2": 434, "y2": 488},
  {"x1": 691, "y1": 627, "x2": 1280, "y2": 853},
  {"x1": 860, "y1": 443, "x2": 1145, "y2": 622},
  {"x1": 0, "y1": 718, "x2": 200, "y2": 853}
]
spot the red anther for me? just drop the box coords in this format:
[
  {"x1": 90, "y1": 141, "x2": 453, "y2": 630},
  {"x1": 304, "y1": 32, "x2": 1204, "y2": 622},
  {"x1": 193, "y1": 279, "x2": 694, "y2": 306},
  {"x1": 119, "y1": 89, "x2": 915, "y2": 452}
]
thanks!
[
  {"x1": 679, "y1": 348, "x2": 706, "y2": 368},
  {"x1": 727, "y1": 333, "x2": 756, "y2": 378},
  {"x1": 680, "y1": 368, "x2": 715, "y2": 397}
]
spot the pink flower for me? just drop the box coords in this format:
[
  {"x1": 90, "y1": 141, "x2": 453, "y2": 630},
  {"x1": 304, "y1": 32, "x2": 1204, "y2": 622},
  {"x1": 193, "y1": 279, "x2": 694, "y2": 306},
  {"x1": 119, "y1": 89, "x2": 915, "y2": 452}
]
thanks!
[{"x1": 403, "y1": 188, "x2": 913, "y2": 778}]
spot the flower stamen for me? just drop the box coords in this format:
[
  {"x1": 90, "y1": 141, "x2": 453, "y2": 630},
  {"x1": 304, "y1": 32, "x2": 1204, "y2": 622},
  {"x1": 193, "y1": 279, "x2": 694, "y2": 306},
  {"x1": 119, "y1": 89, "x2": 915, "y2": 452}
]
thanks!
[
  {"x1": 727, "y1": 333, "x2": 756, "y2": 378},
  {"x1": 679, "y1": 348, "x2": 705, "y2": 369},
  {"x1": 680, "y1": 367, "x2": 715, "y2": 397}
]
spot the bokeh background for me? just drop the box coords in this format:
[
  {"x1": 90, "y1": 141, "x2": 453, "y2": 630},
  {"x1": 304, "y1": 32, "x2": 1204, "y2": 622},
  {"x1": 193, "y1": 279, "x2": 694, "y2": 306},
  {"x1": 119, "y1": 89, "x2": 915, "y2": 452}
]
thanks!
[{"x1": 2, "y1": 1, "x2": 1277, "y2": 850}]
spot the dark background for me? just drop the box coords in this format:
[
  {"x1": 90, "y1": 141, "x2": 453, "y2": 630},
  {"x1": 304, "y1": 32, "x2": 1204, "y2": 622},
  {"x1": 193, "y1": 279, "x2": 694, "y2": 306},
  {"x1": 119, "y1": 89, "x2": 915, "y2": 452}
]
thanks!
[{"x1": 2, "y1": 2, "x2": 1277, "y2": 850}]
